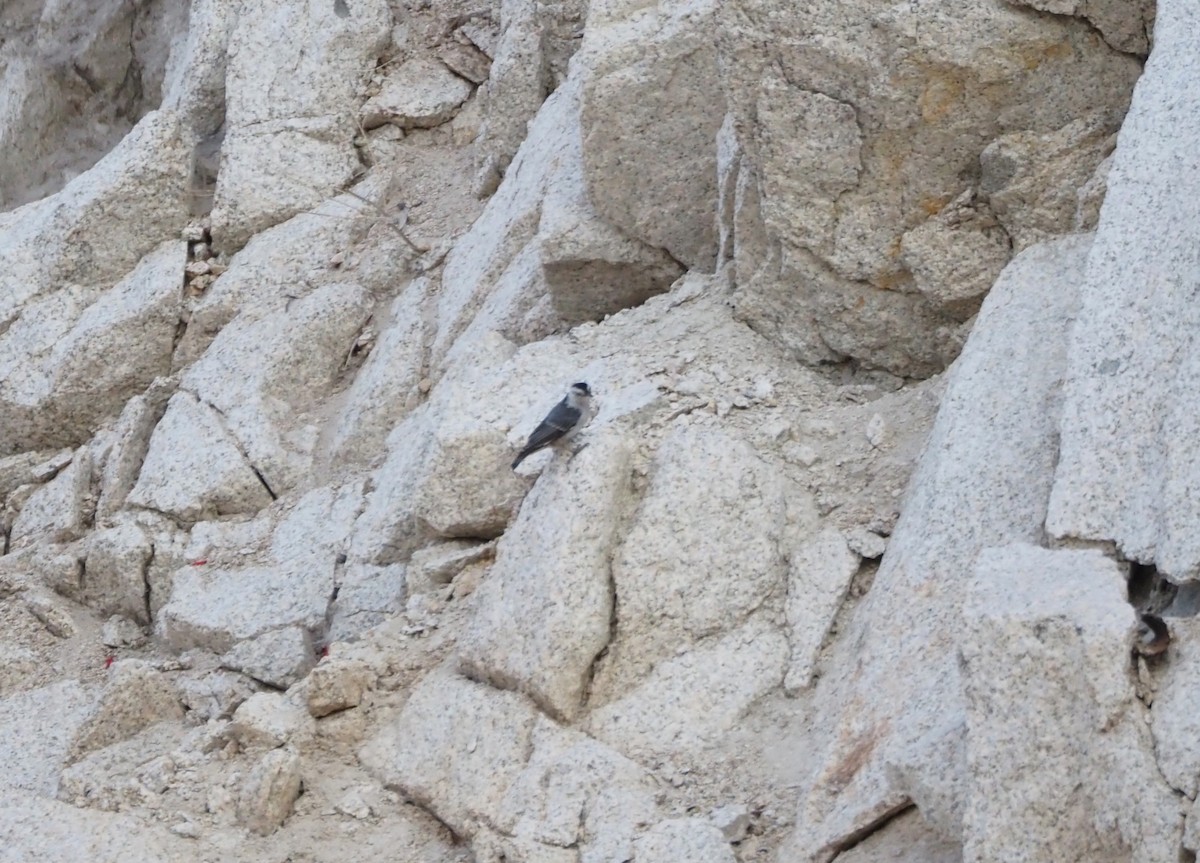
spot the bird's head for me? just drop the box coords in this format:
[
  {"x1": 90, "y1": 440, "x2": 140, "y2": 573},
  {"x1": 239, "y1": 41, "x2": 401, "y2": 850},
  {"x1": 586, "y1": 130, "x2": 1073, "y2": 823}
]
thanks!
[{"x1": 570, "y1": 382, "x2": 592, "y2": 399}]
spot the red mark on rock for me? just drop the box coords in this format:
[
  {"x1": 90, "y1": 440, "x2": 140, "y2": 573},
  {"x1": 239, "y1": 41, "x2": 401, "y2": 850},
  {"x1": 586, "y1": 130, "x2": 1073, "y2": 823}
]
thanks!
[
  {"x1": 191, "y1": 559, "x2": 208, "y2": 566},
  {"x1": 104, "y1": 655, "x2": 115, "y2": 669}
]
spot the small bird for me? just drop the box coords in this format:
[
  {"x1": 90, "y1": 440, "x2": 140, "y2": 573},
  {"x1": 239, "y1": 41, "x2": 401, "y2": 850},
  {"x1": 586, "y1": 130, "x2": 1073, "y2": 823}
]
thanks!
[{"x1": 511, "y1": 382, "x2": 592, "y2": 469}]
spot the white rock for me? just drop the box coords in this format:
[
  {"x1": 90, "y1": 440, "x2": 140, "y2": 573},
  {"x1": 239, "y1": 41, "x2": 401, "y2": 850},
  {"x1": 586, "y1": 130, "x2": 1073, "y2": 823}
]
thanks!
[
  {"x1": 1148, "y1": 620, "x2": 1200, "y2": 797},
  {"x1": 45, "y1": 240, "x2": 184, "y2": 414},
  {"x1": 833, "y1": 808, "x2": 963, "y2": 863},
  {"x1": 960, "y1": 544, "x2": 1180, "y2": 862},
  {"x1": 81, "y1": 522, "x2": 152, "y2": 624},
  {"x1": 577, "y1": 0, "x2": 724, "y2": 269},
  {"x1": 431, "y1": 79, "x2": 681, "y2": 370},
  {"x1": 361, "y1": 669, "x2": 539, "y2": 836},
  {"x1": 238, "y1": 747, "x2": 303, "y2": 835},
  {"x1": 100, "y1": 615, "x2": 147, "y2": 649},
  {"x1": 22, "y1": 590, "x2": 78, "y2": 639},
  {"x1": 844, "y1": 528, "x2": 887, "y2": 560},
  {"x1": 0, "y1": 450, "x2": 59, "y2": 502},
  {"x1": 362, "y1": 57, "x2": 473, "y2": 129},
  {"x1": 157, "y1": 561, "x2": 334, "y2": 654},
  {"x1": 364, "y1": 667, "x2": 655, "y2": 860},
  {"x1": 327, "y1": 562, "x2": 407, "y2": 642},
  {"x1": 459, "y1": 432, "x2": 632, "y2": 721},
  {"x1": 179, "y1": 173, "x2": 398, "y2": 364},
  {"x1": 0, "y1": 110, "x2": 191, "y2": 455},
  {"x1": 270, "y1": 483, "x2": 363, "y2": 568},
  {"x1": 784, "y1": 528, "x2": 860, "y2": 693},
  {"x1": 595, "y1": 424, "x2": 794, "y2": 698},
  {"x1": 176, "y1": 669, "x2": 256, "y2": 723},
  {"x1": 128, "y1": 392, "x2": 275, "y2": 521},
  {"x1": 182, "y1": 283, "x2": 373, "y2": 496},
  {"x1": 634, "y1": 818, "x2": 736, "y2": 863},
  {"x1": 334, "y1": 786, "x2": 376, "y2": 820},
  {"x1": 495, "y1": 717, "x2": 658, "y2": 861},
  {"x1": 0, "y1": 643, "x2": 42, "y2": 695},
  {"x1": 783, "y1": 235, "x2": 1093, "y2": 860},
  {"x1": 230, "y1": 692, "x2": 315, "y2": 750},
  {"x1": 348, "y1": 397, "x2": 530, "y2": 564},
  {"x1": 329, "y1": 279, "x2": 430, "y2": 463},
  {"x1": 8, "y1": 448, "x2": 91, "y2": 549},
  {"x1": 709, "y1": 804, "x2": 751, "y2": 844},
  {"x1": 0, "y1": 680, "x2": 94, "y2": 796},
  {"x1": 221, "y1": 627, "x2": 316, "y2": 689},
  {"x1": 67, "y1": 660, "x2": 183, "y2": 763},
  {"x1": 95, "y1": 383, "x2": 174, "y2": 518},
  {"x1": 210, "y1": 0, "x2": 391, "y2": 250},
  {"x1": 407, "y1": 540, "x2": 494, "y2": 595},
  {"x1": 303, "y1": 658, "x2": 374, "y2": 718},
  {"x1": 0, "y1": 793, "x2": 186, "y2": 861},
  {"x1": 59, "y1": 722, "x2": 184, "y2": 812},
  {"x1": 589, "y1": 618, "x2": 787, "y2": 760},
  {"x1": 1047, "y1": 0, "x2": 1200, "y2": 580}
]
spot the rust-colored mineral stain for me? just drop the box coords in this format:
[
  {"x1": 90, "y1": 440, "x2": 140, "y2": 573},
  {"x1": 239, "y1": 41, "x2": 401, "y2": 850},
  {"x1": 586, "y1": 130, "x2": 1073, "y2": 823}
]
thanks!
[{"x1": 825, "y1": 722, "x2": 889, "y2": 793}]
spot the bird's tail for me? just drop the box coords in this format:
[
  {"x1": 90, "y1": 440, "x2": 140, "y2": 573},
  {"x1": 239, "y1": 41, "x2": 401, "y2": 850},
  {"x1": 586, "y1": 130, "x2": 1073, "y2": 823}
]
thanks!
[{"x1": 511, "y1": 449, "x2": 530, "y2": 470}]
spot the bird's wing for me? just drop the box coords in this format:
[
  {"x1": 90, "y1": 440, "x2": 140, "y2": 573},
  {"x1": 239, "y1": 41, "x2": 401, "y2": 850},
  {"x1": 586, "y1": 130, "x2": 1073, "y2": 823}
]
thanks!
[
  {"x1": 519, "y1": 420, "x2": 568, "y2": 454},
  {"x1": 520, "y1": 400, "x2": 581, "y2": 452}
]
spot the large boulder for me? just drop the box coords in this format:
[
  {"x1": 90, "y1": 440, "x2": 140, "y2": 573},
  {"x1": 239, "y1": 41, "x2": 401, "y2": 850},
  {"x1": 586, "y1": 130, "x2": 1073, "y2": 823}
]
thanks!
[
  {"x1": 0, "y1": 110, "x2": 191, "y2": 455},
  {"x1": 209, "y1": 0, "x2": 391, "y2": 250},
  {"x1": 1047, "y1": 0, "x2": 1200, "y2": 580},
  {"x1": 719, "y1": 0, "x2": 1141, "y2": 375},
  {"x1": 459, "y1": 432, "x2": 633, "y2": 721},
  {"x1": 784, "y1": 235, "x2": 1092, "y2": 861},
  {"x1": 578, "y1": 0, "x2": 725, "y2": 270},
  {"x1": 430, "y1": 79, "x2": 683, "y2": 373},
  {"x1": 960, "y1": 545, "x2": 1180, "y2": 861},
  {"x1": 180, "y1": 282, "x2": 373, "y2": 495}
]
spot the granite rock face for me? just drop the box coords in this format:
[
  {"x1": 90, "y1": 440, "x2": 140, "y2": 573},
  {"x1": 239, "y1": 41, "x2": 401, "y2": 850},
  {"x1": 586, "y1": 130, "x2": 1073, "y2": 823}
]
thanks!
[{"x1": 2, "y1": 0, "x2": 1197, "y2": 861}]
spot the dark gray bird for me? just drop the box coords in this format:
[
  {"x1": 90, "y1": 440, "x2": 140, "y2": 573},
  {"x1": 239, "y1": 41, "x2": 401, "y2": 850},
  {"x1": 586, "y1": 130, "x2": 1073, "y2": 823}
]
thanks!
[{"x1": 511, "y1": 382, "x2": 592, "y2": 469}]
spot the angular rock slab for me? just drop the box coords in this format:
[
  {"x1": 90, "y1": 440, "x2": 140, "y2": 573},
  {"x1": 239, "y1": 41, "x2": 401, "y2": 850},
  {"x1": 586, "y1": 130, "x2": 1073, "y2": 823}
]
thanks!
[
  {"x1": 361, "y1": 57, "x2": 473, "y2": 129},
  {"x1": 67, "y1": 660, "x2": 182, "y2": 763},
  {"x1": 157, "y1": 562, "x2": 334, "y2": 654},
  {"x1": 1148, "y1": 619, "x2": 1200, "y2": 798},
  {"x1": 494, "y1": 717, "x2": 658, "y2": 861},
  {"x1": 347, "y1": 386, "x2": 531, "y2": 564},
  {"x1": 459, "y1": 432, "x2": 633, "y2": 721},
  {"x1": 182, "y1": 282, "x2": 373, "y2": 495},
  {"x1": 595, "y1": 423, "x2": 790, "y2": 699},
  {"x1": 128, "y1": 391, "x2": 274, "y2": 521},
  {"x1": 588, "y1": 617, "x2": 787, "y2": 761},
  {"x1": 364, "y1": 667, "x2": 659, "y2": 861},
  {"x1": 960, "y1": 544, "x2": 1180, "y2": 863},
  {"x1": 210, "y1": 0, "x2": 391, "y2": 249},
  {"x1": 0, "y1": 792, "x2": 186, "y2": 862},
  {"x1": 785, "y1": 528, "x2": 861, "y2": 693},
  {"x1": 362, "y1": 668, "x2": 540, "y2": 837},
  {"x1": 720, "y1": 0, "x2": 1141, "y2": 376},
  {"x1": 784, "y1": 235, "x2": 1092, "y2": 862},
  {"x1": 8, "y1": 447, "x2": 92, "y2": 549},
  {"x1": 579, "y1": 0, "x2": 725, "y2": 269},
  {"x1": 635, "y1": 818, "x2": 736, "y2": 863},
  {"x1": 431, "y1": 78, "x2": 682, "y2": 371},
  {"x1": 0, "y1": 680, "x2": 94, "y2": 796},
  {"x1": 1047, "y1": 1, "x2": 1200, "y2": 580}
]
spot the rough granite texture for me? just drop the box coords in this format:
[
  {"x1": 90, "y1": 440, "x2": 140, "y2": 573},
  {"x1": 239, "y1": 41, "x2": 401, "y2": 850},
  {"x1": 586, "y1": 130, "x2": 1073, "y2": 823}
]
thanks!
[{"x1": 1, "y1": 0, "x2": 1196, "y2": 860}]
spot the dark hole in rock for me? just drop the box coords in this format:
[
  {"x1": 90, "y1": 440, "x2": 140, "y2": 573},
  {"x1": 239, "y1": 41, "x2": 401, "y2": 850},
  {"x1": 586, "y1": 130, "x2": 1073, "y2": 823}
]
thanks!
[{"x1": 1128, "y1": 561, "x2": 1178, "y2": 616}]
